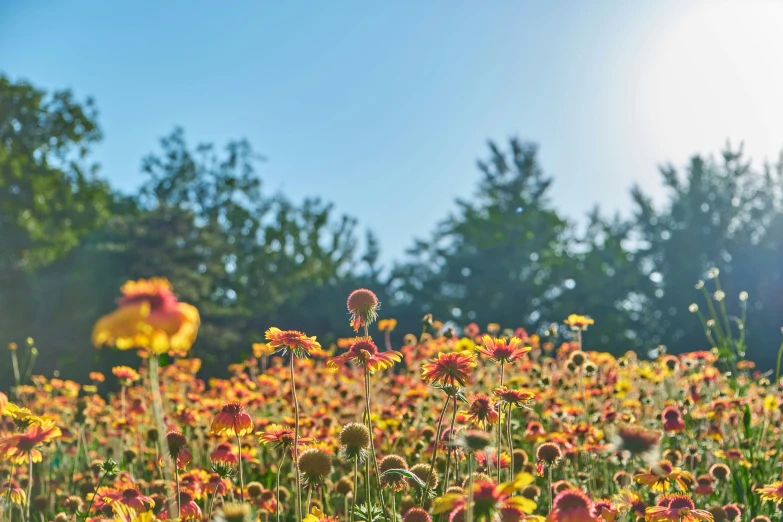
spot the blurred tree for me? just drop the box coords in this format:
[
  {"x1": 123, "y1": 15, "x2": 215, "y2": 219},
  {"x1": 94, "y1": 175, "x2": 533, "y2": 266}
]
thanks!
[
  {"x1": 628, "y1": 145, "x2": 783, "y2": 366},
  {"x1": 387, "y1": 139, "x2": 574, "y2": 335}
]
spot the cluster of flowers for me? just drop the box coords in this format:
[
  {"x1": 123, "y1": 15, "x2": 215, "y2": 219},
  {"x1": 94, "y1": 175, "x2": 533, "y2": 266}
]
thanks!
[{"x1": 1, "y1": 278, "x2": 782, "y2": 522}]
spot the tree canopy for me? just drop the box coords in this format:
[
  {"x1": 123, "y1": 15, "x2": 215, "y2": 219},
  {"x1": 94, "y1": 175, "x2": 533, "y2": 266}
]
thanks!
[{"x1": 2, "y1": 74, "x2": 782, "y2": 385}]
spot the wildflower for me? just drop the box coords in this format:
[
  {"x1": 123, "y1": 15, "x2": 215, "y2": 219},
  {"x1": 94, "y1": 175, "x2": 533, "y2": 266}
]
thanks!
[
  {"x1": 0, "y1": 418, "x2": 61, "y2": 464},
  {"x1": 477, "y1": 336, "x2": 531, "y2": 364},
  {"x1": 2, "y1": 481, "x2": 26, "y2": 506},
  {"x1": 403, "y1": 508, "x2": 432, "y2": 522},
  {"x1": 410, "y1": 462, "x2": 439, "y2": 490},
  {"x1": 694, "y1": 475, "x2": 714, "y2": 495},
  {"x1": 112, "y1": 366, "x2": 140, "y2": 385},
  {"x1": 422, "y1": 352, "x2": 477, "y2": 387},
  {"x1": 452, "y1": 430, "x2": 492, "y2": 453},
  {"x1": 493, "y1": 387, "x2": 536, "y2": 408},
  {"x1": 303, "y1": 506, "x2": 339, "y2": 522},
  {"x1": 708, "y1": 463, "x2": 730, "y2": 482},
  {"x1": 611, "y1": 425, "x2": 661, "y2": 463},
  {"x1": 210, "y1": 442, "x2": 239, "y2": 477},
  {"x1": 92, "y1": 278, "x2": 200, "y2": 355},
  {"x1": 252, "y1": 343, "x2": 274, "y2": 358},
  {"x1": 378, "y1": 318, "x2": 397, "y2": 332},
  {"x1": 298, "y1": 448, "x2": 333, "y2": 485},
  {"x1": 547, "y1": 489, "x2": 598, "y2": 522},
  {"x1": 634, "y1": 462, "x2": 693, "y2": 492},
  {"x1": 327, "y1": 337, "x2": 401, "y2": 373},
  {"x1": 564, "y1": 315, "x2": 594, "y2": 331},
  {"x1": 174, "y1": 491, "x2": 202, "y2": 521},
  {"x1": 347, "y1": 288, "x2": 380, "y2": 332},
  {"x1": 215, "y1": 503, "x2": 252, "y2": 522},
  {"x1": 380, "y1": 454, "x2": 409, "y2": 491},
  {"x1": 338, "y1": 422, "x2": 371, "y2": 462},
  {"x1": 211, "y1": 402, "x2": 254, "y2": 437},
  {"x1": 265, "y1": 327, "x2": 321, "y2": 358},
  {"x1": 106, "y1": 488, "x2": 155, "y2": 512},
  {"x1": 165, "y1": 431, "x2": 192, "y2": 469},
  {"x1": 661, "y1": 407, "x2": 685, "y2": 433},
  {"x1": 645, "y1": 494, "x2": 713, "y2": 522},
  {"x1": 757, "y1": 481, "x2": 783, "y2": 502},
  {"x1": 721, "y1": 504, "x2": 740, "y2": 522},
  {"x1": 258, "y1": 424, "x2": 312, "y2": 450},
  {"x1": 465, "y1": 395, "x2": 499, "y2": 426}
]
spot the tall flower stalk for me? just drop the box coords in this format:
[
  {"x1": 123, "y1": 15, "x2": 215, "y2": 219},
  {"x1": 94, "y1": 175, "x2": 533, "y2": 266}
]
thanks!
[{"x1": 265, "y1": 327, "x2": 321, "y2": 521}]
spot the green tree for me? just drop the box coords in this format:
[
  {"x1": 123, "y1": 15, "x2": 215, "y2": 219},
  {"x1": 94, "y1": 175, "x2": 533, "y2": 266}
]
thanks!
[{"x1": 628, "y1": 145, "x2": 783, "y2": 366}]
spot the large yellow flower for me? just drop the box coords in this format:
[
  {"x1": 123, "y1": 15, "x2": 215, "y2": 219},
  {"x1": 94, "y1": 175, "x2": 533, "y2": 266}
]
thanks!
[{"x1": 92, "y1": 278, "x2": 200, "y2": 355}]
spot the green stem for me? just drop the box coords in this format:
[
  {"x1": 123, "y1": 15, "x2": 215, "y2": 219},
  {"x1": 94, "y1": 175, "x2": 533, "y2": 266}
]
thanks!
[
  {"x1": 420, "y1": 396, "x2": 451, "y2": 507},
  {"x1": 466, "y1": 455, "x2": 474, "y2": 522},
  {"x1": 364, "y1": 368, "x2": 388, "y2": 522},
  {"x1": 175, "y1": 465, "x2": 181, "y2": 518},
  {"x1": 351, "y1": 457, "x2": 358, "y2": 522},
  {"x1": 149, "y1": 355, "x2": 175, "y2": 517},
  {"x1": 290, "y1": 356, "x2": 303, "y2": 522},
  {"x1": 26, "y1": 454, "x2": 32, "y2": 522},
  {"x1": 776, "y1": 340, "x2": 783, "y2": 383},
  {"x1": 236, "y1": 431, "x2": 244, "y2": 503},
  {"x1": 497, "y1": 362, "x2": 505, "y2": 483},
  {"x1": 84, "y1": 471, "x2": 107, "y2": 517},
  {"x1": 276, "y1": 452, "x2": 286, "y2": 522}
]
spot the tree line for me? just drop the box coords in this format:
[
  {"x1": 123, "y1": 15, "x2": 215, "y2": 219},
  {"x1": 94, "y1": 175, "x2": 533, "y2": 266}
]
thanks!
[{"x1": 1, "y1": 74, "x2": 782, "y2": 385}]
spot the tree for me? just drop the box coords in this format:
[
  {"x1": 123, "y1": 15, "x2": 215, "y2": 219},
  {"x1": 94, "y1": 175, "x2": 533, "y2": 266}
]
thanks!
[
  {"x1": 628, "y1": 144, "x2": 783, "y2": 366},
  {"x1": 388, "y1": 139, "x2": 574, "y2": 334}
]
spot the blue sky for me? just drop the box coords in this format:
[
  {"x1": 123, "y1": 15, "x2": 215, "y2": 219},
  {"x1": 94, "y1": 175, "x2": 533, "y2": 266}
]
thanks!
[{"x1": 2, "y1": 1, "x2": 782, "y2": 263}]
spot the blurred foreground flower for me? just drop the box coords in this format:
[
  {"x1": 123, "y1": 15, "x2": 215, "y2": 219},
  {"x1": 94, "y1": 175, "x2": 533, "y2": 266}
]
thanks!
[{"x1": 92, "y1": 278, "x2": 200, "y2": 355}]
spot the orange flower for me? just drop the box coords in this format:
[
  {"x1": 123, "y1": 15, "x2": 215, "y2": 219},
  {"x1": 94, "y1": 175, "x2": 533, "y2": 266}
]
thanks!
[
  {"x1": 165, "y1": 430, "x2": 193, "y2": 469},
  {"x1": 0, "y1": 419, "x2": 61, "y2": 464},
  {"x1": 758, "y1": 481, "x2": 783, "y2": 502},
  {"x1": 327, "y1": 338, "x2": 401, "y2": 373},
  {"x1": 493, "y1": 387, "x2": 536, "y2": 408},
  {"x1": 112, "y1": 366, "x2": 140, "y2": 385},
  {"x1": 92, "y1": 278, "x2": 200, "y2": 355},
  {"x1": 477, "y1": 336, "x2": 531, "y2": 364},
  {"x1": 421, "y1": 352, "x2": 476, "y2": 387},
  {"x1": 1, "y1": 481, "x2": 25, "y2": 505},
  {"x1": 634, "y1": 462, "x2": 693, "y2": 492},
  {"x1": 252, "y1": 343, "x2": 274, "y2": 358},
  {"x1": 259, "y1": 424, "x2": 314, "y2": 450},
  {"x1": 644, "y1": 494, "x2": 713, "y2": 522},
  {"x1": 211, "y1": 402, "x2": 254, "y2": 437},
  {"x1": 265, "y1": 327, "x2": 321, "y2": 358},
  {"x1": 378, "y1": 318, "x2": 397, "y2": 332},
  {"x1": 89, "y1": 372, "x2": 105, "y2": 382},
  {"x1": 565, "y1": 314, "x2": 595, "y2": 330}
]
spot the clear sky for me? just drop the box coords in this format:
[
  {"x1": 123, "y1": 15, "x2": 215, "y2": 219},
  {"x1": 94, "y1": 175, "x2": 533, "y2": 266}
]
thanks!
[{"x1": 2, "y1": 1, "x2": 782, "y2": 263}]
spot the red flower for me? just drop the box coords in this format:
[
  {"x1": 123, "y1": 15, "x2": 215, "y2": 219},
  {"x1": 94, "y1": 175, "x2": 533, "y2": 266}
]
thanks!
[
  {"x1": 422, "y1": 352, "x2": 477, "y2": 388},
  {"x1": 465, "y1": 395, "x2": 499, "y2": 426},
  {"x1": 645, "y1": 494, "x2": 712, "y2": 522},
  {"x1": 106, "y1": 488, "x2": 155, "y2": 512},
  {"x1": 0, "y1": 419, "x2": 61, "y2": 464},
  {"x1": 662, "y1": 407, "x2": 685, "y2": 433},
  {"x1": 493, "y1": 386, "x2": 536, "y2": 408},
  {"x1": 328, "y1": 338, "x2": 401, "y2": 373},
  {"x1": 477, "y1": 336, "x2": 531, "y2": 364},
  {"x1": 547, "y1": 489, "x2": 598, "y2": 522},
  {"x1": 211, "y1": 402, "x2": 254, "y2": 437},
  {"x1": 258, "y1": 424, "x2": 313, "y2": 450}
]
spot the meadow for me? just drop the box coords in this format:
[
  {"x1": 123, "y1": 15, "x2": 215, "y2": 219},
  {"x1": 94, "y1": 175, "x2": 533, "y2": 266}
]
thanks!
[{"x1": 1, "y1": 277, "x2": 781, "y2": 522}]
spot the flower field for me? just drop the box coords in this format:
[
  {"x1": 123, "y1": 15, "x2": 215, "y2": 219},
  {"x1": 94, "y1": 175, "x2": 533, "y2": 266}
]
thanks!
[{"x1": 1, "y1": 278, "x2": 782, "y2": 522}]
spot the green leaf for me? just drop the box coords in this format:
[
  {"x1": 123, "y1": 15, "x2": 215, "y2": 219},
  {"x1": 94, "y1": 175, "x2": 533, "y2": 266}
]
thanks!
[{"x1": 381, "y1": 468, "x2": 426, "y2": 489}]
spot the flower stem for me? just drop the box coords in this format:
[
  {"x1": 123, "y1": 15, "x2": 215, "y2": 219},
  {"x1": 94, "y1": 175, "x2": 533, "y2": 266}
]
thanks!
[
  {"x1": 497, "y1": 362, "x2": 505, "y2": 483},
  {"x1": 776, "y1": 340, "x2": 783, "y2": 383},
  {"x1": 466, "y1": 455, "x2": 475, "y2": 522},
  {"x1": 236, "y1": 431, "x2": 245, "y2": 503},
  {"x1": 420, "y1": 395, "x2": 451, "y2": 507},
  {"x1": 148, "y1": 355, "x2": 176, "y2": 517},
  {"x1": 506, "y1": 405, "x2": 514, "y2": 480},
  {"x1": 290, "y1": 356, "x2": 303, "y2": 522},
  {"x1": 351, "y1": 457, "x2": 358, "y2": 522},
  {"x1": 175, "y1": 465, "x2": 181, "y2": 518},
  {"x1": 84, "y1": 471, "x2": 108, "y2": 517},
  {"x1": 364, "y1": 368, "x2": 389, "y2": 522},
  {"x1": 26, "y1": 456, "x2": 33, "y2": 522},
  {"x1": 276, "y1": 452, "x2": 286, "y2": 522}
]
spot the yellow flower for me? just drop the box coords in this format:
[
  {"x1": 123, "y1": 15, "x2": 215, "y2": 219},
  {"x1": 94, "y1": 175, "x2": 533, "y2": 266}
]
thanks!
[
  {"x1": 564, "y1": 314, "x2": 594, "y2": 330},
  {"x1": 93, "y1": 278, "x2": 200, "y2": 355},
  {"x1": 453, "y1": 337, "x2": 476, "y2": 353},
  {"x1": 764, "y1": 394, "x2": 779, "y2": 412},
  {"x1": 378, "y1": 318, "x2": 398, "y2": 332}
]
